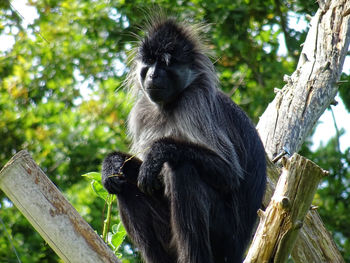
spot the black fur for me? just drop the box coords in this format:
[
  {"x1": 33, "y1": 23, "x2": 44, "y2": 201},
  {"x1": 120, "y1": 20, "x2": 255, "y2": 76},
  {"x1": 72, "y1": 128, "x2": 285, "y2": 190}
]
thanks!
[{"x1": 102, "y1": 18, "x2": 266, "y2": 263}]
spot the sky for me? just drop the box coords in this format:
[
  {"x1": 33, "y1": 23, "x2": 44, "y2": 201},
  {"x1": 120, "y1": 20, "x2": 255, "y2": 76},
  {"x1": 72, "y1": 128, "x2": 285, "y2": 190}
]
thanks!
[{"x1": 1, "y1": 0, "x2": 350, "y2": 153}]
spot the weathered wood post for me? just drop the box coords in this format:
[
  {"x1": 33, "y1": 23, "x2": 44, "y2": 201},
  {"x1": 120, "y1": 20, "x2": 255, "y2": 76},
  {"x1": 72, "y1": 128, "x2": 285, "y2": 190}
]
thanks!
[{"x1": 0, "y1": 150, "x2": 119, "y2": 263}]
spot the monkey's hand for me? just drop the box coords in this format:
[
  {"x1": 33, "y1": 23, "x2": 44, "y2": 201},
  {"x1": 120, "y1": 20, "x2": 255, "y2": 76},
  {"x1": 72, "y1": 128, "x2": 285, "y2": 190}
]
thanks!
[
  {"x1": 137, "y1": 142, "x2": 168, "y2": 195},
  {"x1": 139, "y1": 137, "x2": 239, "y2": 194},
  {"x1": 102, "y1": 151, "x2": 142, "y2": 194}
]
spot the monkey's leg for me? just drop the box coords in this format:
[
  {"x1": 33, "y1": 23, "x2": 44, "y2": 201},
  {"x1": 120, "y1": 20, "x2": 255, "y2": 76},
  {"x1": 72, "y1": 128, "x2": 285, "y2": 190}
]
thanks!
[
  {"x1": 103, "y1": 152, "x2": 176, "y2": 263},
  {"x1": 116, "y1": 184, "x2": 176, "y2": 263},
  {"x1": 165, "y1": 162, "x2": 214, "y2": 263},
  {"x1": 209, "y1": 201, "x2": 243, "y2": 263}
]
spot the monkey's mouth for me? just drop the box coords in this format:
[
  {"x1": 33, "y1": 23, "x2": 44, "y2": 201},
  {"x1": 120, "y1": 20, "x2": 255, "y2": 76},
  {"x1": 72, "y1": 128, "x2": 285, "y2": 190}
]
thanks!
[
  {"x1": 146, "y1": 87, "x2": 171, "y2": 104},
  {"x1": 147, "y1": 87, "x2": 163, "y2": 90},
  {"x1": 148, "y1": 90, "x2": 164, "y2": 96},
  {"x1": 146, "y1": 87, "x2": 164, "y2": 94}
]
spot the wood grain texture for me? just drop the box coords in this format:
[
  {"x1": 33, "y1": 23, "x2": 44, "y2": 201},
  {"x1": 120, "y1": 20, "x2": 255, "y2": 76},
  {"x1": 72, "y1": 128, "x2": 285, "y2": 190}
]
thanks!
[
  {"x1": 256, "y1": 0, "x2": 350, "y2": 262},
  {"x1": 245, "y1": 154, "x2": 327, "y2": 263},
  {"x1": 0, "y1": 150, "x2": 119, "y2": 263}
]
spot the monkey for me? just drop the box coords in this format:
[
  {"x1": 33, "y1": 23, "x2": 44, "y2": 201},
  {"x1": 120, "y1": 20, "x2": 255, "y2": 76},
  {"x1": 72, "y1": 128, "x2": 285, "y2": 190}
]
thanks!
[{"x1": 102, "y1": 16, "x2": 266, "y2": 263}]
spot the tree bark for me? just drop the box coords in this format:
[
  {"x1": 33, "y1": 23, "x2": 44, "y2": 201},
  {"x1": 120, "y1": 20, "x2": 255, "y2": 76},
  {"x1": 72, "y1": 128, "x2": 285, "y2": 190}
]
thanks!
[
  {"x1": 244, "y1": 154, "x2": 327, "y2": 263},
  {"x1": 257, "y1": 0, "x2": 350, "y2": 157},
  {"x1": 256, "y1": 0, "x2": 350, "y2": 262},
  {"x1": 0, "y1": 150, "x2": 119, "y2": 263}
]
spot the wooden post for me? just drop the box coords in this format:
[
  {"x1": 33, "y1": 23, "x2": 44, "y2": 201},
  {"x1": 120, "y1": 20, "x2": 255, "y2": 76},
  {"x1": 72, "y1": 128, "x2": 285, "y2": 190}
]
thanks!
[
  {"x1": 0, "y1": 150, "x2": 119, "y2": 263},
  {"x1": 245, "y1": 154, "x2": 327, "y2": 263}
]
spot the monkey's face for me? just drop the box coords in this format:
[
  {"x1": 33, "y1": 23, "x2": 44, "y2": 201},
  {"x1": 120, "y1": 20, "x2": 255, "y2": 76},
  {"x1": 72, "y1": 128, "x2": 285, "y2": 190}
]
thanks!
[
  {"x1": 137, "y1": 20, "x2": 197, "y2": 105},
  {"x1": 137, "y1": 57, "x2": 195, "y2": 105}
]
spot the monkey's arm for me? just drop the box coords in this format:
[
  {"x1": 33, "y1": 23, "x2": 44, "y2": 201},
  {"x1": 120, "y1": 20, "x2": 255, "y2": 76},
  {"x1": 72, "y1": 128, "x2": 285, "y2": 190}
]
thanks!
[
  {"x1": 102, "y1": 151, "x2": 142, "y2": 194},
  {"x1": 138, "y1": 137, "x2": 239, "y2": 195}
]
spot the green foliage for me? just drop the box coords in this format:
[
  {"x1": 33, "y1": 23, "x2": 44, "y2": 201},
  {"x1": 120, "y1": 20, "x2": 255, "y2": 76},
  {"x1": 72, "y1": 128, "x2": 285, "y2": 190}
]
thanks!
[
  {"x1": 82, "y1": 172, "x2": 127, "y2": 256},
  {"x1": 0, "y1": 0, "x2": 349, "y2": 262},
  {"x1": 83, "y1": 172, "x2": 110, "y2": 201}
]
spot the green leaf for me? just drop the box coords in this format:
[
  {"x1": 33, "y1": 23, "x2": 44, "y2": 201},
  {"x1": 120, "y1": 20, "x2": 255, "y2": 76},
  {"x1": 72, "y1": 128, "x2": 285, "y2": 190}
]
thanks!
[
  {"x1": 111, "y1": 222, "x2": 127, "y2": 251},
  {"x1": 91, "y1": 179, "x2": 109, "y2": 201},
  {"x1": 81, "y1": 172, "x2": 102, "y2": 182}
]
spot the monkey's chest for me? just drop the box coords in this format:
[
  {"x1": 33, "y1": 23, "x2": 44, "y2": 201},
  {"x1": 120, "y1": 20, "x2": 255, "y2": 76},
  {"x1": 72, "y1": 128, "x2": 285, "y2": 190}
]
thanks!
[{"x1": 132, "y1": 122, "x2": 187, "y2": 160}]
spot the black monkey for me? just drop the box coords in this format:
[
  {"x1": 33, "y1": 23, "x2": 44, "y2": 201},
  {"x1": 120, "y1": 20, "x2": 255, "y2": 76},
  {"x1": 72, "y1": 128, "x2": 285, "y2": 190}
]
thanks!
[{"x1": 102, "y1": 17, "x2": 266, "y2": 263}]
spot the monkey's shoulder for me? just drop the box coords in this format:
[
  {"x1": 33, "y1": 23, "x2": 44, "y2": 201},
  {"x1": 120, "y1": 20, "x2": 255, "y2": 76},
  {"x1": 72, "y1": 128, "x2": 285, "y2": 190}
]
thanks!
[
  {"x1": 215, "y1": 91, "x2": 254, "y2": 126},
  {"x1": 215, "y1": 90, "x2": 265, "y2": 154}
]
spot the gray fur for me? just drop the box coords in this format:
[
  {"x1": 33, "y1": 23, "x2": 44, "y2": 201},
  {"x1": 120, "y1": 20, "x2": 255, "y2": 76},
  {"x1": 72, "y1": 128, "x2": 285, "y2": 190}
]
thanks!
[
  {"x1": 101, "y1": 17, "x2": 266, "y2": 263},
  {"x1": 127, "y1": 49, "x2": 244, "y2": 178}
]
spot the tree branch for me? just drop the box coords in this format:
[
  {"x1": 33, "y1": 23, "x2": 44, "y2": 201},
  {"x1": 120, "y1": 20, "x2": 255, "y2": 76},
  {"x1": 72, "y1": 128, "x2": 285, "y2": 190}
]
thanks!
[
  {"x1": 245, "y1": 154, "x2": 327, "y2": 263},
  {"x1": 256, "y1": 0, "x2": 350, "y2": 261},
  {"x1": 0, "y1": 150, "x2": 120, "y2": 263},
  {"x1": 257, "y1": 0, "x2": 350, "y2": 158}
]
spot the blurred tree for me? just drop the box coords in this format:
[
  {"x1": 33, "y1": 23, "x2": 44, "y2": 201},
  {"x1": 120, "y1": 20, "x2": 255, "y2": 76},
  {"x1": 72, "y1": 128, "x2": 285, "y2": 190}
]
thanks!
[{"x1": 0, "y1": 0, "x2": 349, "y2": 262}]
